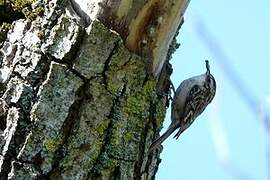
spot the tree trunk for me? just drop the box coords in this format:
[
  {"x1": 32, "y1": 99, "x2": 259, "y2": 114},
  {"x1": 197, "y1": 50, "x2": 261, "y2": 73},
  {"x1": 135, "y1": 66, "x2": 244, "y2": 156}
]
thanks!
[{"x1": 0, "y1": 0, "x2": 189, "y2": 179}]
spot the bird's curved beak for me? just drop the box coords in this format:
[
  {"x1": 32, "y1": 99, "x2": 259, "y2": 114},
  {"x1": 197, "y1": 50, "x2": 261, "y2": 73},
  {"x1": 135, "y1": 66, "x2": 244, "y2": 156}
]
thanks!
[{"x1": 205, "y1": 60, "x2": 210, "y2": 75}]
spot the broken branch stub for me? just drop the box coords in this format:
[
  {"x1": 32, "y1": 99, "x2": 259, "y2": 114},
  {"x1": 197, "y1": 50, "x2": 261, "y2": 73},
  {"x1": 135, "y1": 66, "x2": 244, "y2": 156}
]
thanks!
[{"x1": 71, "y1": 0, "x2": 190, "y2": 77}]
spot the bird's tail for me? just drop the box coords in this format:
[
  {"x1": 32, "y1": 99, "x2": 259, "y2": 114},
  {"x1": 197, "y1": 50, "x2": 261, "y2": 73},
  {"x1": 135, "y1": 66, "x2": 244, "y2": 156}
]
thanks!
[{"x1": 148, "y1": 125, "x2": 176, "y2": 153}]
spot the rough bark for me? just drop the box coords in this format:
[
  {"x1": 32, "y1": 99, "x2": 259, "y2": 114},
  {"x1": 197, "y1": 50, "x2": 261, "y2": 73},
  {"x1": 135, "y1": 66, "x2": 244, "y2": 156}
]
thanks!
[{"x1": 0, "y1": 0, "x2": 189, "y2": 179}]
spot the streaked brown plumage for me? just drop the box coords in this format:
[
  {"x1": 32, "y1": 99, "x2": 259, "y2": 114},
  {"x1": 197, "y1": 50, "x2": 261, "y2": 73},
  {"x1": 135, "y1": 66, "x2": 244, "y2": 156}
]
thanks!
[{"x1": 148, "y1": 60, "x2": 216, "y2": 153}]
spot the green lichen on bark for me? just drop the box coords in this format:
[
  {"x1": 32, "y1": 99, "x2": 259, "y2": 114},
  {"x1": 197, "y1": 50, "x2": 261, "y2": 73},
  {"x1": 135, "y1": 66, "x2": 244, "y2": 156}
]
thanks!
[
  {"x1": 53, "y1": 20, "x2": 166, "y2": 179},
  {"x1": 41, "y1": 13, "x2": 84, "y2": 60},
  {"x1": 0, "y1": 0, "x2": 169, "y2": 177},
  {"x1": 23, "y1": 5, "x2": 44, "y2": 20},
  {"x1": 0, "y1": 0, "x2": 44, "y2": 26},
  {"x1": 59, "y1": 79, "x2": 114, "y2": 179},
  {"x1": 17, "y1": 62, "x2": 84, "y2": 174},
  {"x1": 73, "y1": 21, "x2": 120, "y2": 79},
  {"x1": 154, "y1": 98, "x2": 167, "y2": 130},
  {"x1": 4, "y1": 0, "x2": 34, "y2": 11},
  {"x1": 80, "y1": 28, "x2": 166, "y2": 179},
  {"x1": 105, "y1": 43, "x2": 148, "y2": 96},
  {"x1": 124, "y1": 80, "x2": 156, "y2": 118}
]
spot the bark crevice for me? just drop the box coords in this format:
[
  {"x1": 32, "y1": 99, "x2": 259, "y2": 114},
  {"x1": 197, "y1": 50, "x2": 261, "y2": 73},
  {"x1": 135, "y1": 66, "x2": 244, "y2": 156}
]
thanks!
[
  {"x1": 101, "y1": 39, "x2": 121, "y2": 93},
  {"x1": 87, "y1": 82, "x2": 127, "y2": 179},
  {"x1": 45, "y1": 80, "x2": 88, "y2": 179},
  {"x1": 0, "y1": 0, "x2": 189, "y2": 178}
]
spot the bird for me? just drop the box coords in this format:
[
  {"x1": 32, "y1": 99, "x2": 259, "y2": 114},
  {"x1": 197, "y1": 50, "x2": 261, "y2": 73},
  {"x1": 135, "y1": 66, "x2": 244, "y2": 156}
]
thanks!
[{"x1": 148, "y1": 60, "x2": 216, "y2": 153}]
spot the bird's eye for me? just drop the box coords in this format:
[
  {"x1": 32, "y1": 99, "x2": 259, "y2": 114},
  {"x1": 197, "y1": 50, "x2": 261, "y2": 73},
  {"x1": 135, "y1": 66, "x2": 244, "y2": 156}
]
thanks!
[
  {"x1": 193, "y1": 85, "x2": 199, "y2": 92},
  {"x1": 207, "y1": 77, "x2": 211, "y2": 84}
]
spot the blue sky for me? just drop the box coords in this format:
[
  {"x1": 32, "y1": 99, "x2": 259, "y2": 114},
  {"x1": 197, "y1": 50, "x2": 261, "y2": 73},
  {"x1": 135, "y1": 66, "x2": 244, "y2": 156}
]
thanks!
[{"x1": 157, "y1": 1, "x2": 270, "y2": 180}]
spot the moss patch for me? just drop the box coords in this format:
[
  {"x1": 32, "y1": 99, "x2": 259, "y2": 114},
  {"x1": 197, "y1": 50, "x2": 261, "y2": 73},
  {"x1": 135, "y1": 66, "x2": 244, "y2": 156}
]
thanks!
[
  {"x1": 0, "y1": 0, "x2": 44, "y2": 23},
  {"x1": 45, "y1": 138, "x2": 63, "y2": 153}
]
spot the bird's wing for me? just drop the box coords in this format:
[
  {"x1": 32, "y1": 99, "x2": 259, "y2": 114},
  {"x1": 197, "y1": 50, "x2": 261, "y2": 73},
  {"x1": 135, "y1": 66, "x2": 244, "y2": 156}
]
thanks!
[{"x1": 182, "y1": 84, "x2": 207, "y2": 125}]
